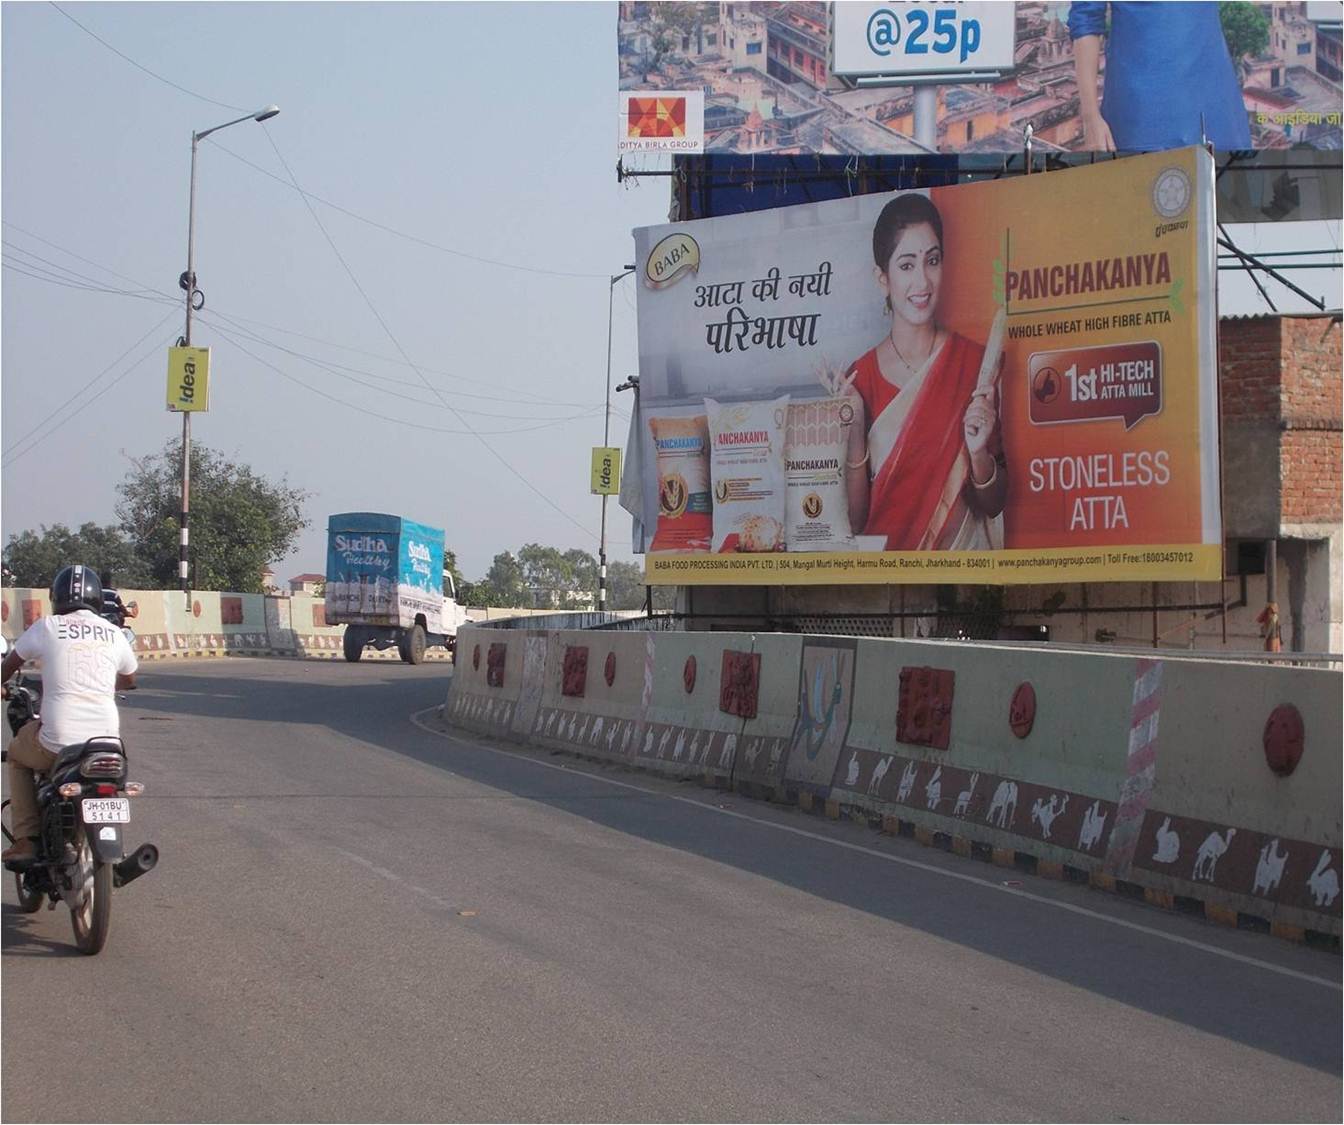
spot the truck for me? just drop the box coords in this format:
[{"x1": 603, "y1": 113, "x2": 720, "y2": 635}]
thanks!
[{"x1": 325, "y1": 512, "x2": 468, "y2": 664}]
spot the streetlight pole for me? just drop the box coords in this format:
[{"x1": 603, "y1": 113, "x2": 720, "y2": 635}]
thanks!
[
  {"x1": 599, "y1": 265, "x2": 636, "y2": 613},
  {"x1": 178, "y1": 105, "x2": 279, "y2": 609}
]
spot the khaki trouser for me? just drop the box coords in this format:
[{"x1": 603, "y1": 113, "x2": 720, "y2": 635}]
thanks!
[{"x1": 7, "y1": 721, "x2": 57, "y2": 840}]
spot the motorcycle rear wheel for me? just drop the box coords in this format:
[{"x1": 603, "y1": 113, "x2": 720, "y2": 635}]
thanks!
[{"x1": 69, "y1": 825, "x2": 112, "y2": 955}]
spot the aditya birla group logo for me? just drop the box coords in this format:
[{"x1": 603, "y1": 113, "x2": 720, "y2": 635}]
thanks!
[{"x1": 627, "y1": 95, "x2": 687, "y2": 139}]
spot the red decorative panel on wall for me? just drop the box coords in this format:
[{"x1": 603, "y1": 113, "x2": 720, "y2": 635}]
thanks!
[
  {"x1": 604, "y1": 651, "x2": 617, "y2": 687},
  {"x1": 312, "y1": 603, "x2": 326, "y2": 628},
  {"x1": 486, "y1": 643, "x2": 507, "y2": 688},
  {"x1": 562, "y1": 645, "x2": 589, "y2": 698},
  {"x1": 720, "y1": 650, "x2": 761, "y2": 719},
  {"x1": 221, "y1": 596, "x2": 244, "y2": 625},
  {"x1": 1263, "y1": 704, "x2": 1304, "y2": 776},
  {"x1": 896, "y1": 666, "x2": 955, "y2": 750}
]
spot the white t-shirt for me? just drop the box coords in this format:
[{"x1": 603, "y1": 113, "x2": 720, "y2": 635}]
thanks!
[{"x1": 14, "y1": 609, "x2": 138, "y2": 752}]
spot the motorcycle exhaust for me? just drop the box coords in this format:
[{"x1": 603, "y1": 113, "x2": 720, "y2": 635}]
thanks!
[{"x1": 113, "y1": 844, "x2": 159, "y2": 888}]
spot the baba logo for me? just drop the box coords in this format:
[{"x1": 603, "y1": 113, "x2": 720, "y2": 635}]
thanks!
[
  {"x1": 714, "y1": 478, "x2": 731, "y2": 505},
  {"x1": 644, "y1": 232, "x2": 700, "y2": 290},
  {"x1": 802, "y1": 493, "x2": 823, "y2": 520},
  {"x1": 660, "y1": 474, "x2": 688, "y2": 518},
  {"x1": 1152, "y1": 166, "x2": 1191, "y2": 219},
  {"x1": 838, "y1": 401, "x2": 855, "y2": 426}
]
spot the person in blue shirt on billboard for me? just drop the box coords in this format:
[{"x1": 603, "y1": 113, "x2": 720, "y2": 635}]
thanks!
[{"x1": 1069, "y1": 2, "x2": 1253, "y2": 151}]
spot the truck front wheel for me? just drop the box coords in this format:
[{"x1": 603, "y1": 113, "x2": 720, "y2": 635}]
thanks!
[
  {"x1": 399, "y1": 624, "x2": 426, "y2": 665},
  {"x1": 343, "y1": 627, "x2": 365, "y2": 663}
]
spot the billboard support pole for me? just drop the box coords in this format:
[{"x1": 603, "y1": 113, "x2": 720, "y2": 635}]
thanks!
[{"x1": 913, "y1": 85, "x2": 937, "y2": 149}]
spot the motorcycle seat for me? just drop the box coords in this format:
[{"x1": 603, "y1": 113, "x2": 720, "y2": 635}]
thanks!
[{"x1": 50, "y1": 737, "x2": 126, "y2": 773}]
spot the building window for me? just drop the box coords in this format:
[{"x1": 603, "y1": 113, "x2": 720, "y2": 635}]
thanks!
[
  {"x1": 707, "y1": 32, "x2": 717, "y2": 46},
  {"x1": 747, "y1": 40, "x2": 762, "y2": 54},
  {"x1": 1298, "y1": 40, "x2": 1311, "y2": 54},
  {"x1": 966, "y1": 121, "x2": 974, "y2": 142}
]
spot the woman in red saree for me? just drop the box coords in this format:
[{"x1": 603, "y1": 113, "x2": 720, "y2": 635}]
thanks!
[{"x1": 843, "y1": 194, "x2": 1007, "y2": 550}]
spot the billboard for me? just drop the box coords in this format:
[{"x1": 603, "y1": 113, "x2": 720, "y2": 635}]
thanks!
[
  {"x1": 616, "y1": 2, "x2": 1344, "y2": 154},
  {"x1": 618, "y1": 90, "x2": 706, "y2": 153},
  {"x1": 624, "y1": 146, "x2": 1222, "y2": 586},
  {"x1": 166, "y1": 346, "x2": 210, "y2": 412}
]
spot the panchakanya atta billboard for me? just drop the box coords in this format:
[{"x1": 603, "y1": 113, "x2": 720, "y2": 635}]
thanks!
[
  {"x1": 616, "y1": 2, "x2": 1343, "y2": 155},
  {"x1": 620, "y1": 146, "x2": 1222, "y2": 586}
]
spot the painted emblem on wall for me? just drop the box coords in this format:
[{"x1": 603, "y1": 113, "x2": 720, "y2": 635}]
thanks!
[{"x1": 786, "y1": 637, "x2": 857, "y2": 793}]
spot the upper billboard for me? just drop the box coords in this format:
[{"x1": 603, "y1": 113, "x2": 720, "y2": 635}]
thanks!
[
  {"x1": 616, "y1": 1, "x2": 1344, "y2": 154},
  {"x1": 623, "y1": 147, "x2": 1222, "y2": 586}
]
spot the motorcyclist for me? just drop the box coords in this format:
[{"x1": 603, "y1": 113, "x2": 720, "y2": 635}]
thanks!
[
  {"x1": 99, "y1": 570, "x2": 139, "y2": 630},
  {"x1": 1, "y1": 565, "x2": 138, "y2": 865}
]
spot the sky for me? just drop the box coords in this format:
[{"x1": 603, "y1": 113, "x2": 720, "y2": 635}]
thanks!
[{"x1": 2, "y1": 2, "x2": 1339, "y2": 585}]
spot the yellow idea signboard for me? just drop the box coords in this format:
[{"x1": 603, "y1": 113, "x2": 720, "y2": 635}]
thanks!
[
  {"x1": 591, "y1": 447, "x2": 622, "y2": 495},
  {"x1": 166, "y1": 346, "x2": 210, "y2": 412}
]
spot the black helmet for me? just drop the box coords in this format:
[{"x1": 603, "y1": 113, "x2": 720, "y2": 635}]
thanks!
[{"x1": 50, "y1": 564, "x2": 103, "y2": 615}]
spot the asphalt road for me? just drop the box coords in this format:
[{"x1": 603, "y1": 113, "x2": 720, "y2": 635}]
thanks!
[{"x1": 3, "y1": 658, "x2": 1340, "y2": 1123}]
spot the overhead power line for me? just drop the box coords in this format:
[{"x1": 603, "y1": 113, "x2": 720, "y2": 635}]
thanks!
[
  {"x1": 46, "y1": 3, "x2": 612, "y2": 282},
  {"x1": 2, "y1": 309, "x2": 181, "y2": 467},
  {"x1": 209, "y1": 139, "x2": 612, "y2": 281},
  {"x1": 260, "y1": 127, "x2": 601, "y2": 541},
  {"x1": 48, "y1": 2, "x2": 245, "y2": 112},
  {"x1": 1, "y1": 220, "x2": 609, "y2": 407},
  {"x1": 207, "y1": 321, "x2": 604, "y2": 437}
]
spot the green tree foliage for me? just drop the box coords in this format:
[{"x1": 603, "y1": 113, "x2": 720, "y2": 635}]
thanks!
[
  {"x1": 1220, "y1": 2, "x2": 1270, "y2": 72},
  {"x1": 606, "y1": 560, "x2": 674, "y2": 611},
  {"x1": 516, "y1": 543, "x2": 597, "y2": 609},
  {"x1": 2, "y1": 522, "x2": 150, "y2": 589},
  {"x1": 467, "y1": 550, "x2": 528, "y2": 608},
  {"x1": 116, "y1": 439, "x2": 310, "y2": 593},
  {"x1": 443, "y1": 548, "x2": 466, "y2": 598}
]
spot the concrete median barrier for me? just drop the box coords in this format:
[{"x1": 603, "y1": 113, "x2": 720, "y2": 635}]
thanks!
[
  {"x1": 220, "y1": 593, "x2": 271, "y2": 655},
  {"x1": 630, "y1": 632, "x2": 745, "y2": 786},
  {"x1": 440, "y1": 626, "x2": 1342, "y2": 938},
  {"x1": 736, "y1": 633, "x2": 804, "y2": 799},
  {"x1": 528, "y1": 631, "x2": 651, "y2": 766},
  {"x1": 445, "y1": 625, "x2": 523, "y2": 737}
]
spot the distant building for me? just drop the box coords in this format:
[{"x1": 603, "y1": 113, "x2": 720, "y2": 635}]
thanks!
[
  {"x1": 289, "y1": 573, "x2": 325, "y2": 596},
  {"x1": 765, "y1": 2, "x2": 829, "y2": 90}
]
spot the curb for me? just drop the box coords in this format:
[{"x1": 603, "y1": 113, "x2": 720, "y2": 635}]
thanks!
[
  {"x1": 436, "y1": 707, "x2": 1341, "y2": 953},
  {"x1": 857, "y1": 807, "x2": 1340, "y2": 952}
]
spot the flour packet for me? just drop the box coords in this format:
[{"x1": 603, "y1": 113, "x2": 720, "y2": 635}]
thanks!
[
  {"x1": 705, "y1": 395, "x2": 790, "y2": 553},
  {"x1": 648, "y1": 413, "x2": 712, "y2": 552},
  {"x1": 785, "y1": 397, "x2": 855, "y2": 551}
]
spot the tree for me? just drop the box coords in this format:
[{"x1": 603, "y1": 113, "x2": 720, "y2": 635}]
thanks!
[
  {"x1": 607, "y1": 560, "x2": 675, "y2": 611},
  {"x1": 2, "y1": 522, "x2": 149, "y2": 589},
  {"x1": 443, "y1": 547, "x2": 466, "y2": 597},
  {"x1": 468, "y1": 550, "x2": 528, "y2": 608},
  {"x1": 116, "y1": 439, "x2": 310, "y2": 593},
  {"x1": 1220, "y1": 2, "x2": 1269, "y2": 80},
  {"x1": 646, "y1": 1, "x2": 709, "y2": 75},
  {"x1": 518, "y1": 543, "x2": 597, "y2": 609}
]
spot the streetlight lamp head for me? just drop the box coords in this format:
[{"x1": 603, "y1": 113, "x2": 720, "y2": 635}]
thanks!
[{"x1": 253, "y1": 105, "x2": 280, "y2": 123}]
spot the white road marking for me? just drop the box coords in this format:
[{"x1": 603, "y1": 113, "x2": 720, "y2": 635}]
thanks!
[{"x1": 409, "y1": 707, "x2": 1341, "y2": 991}]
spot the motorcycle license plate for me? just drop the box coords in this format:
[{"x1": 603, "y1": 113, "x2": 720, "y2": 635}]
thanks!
[{"x1": 81, "y1": 798, "x2": 130, "y2": 824}]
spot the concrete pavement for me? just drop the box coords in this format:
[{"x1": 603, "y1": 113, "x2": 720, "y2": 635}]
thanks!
[{"x1": 3, "y1": 658, "x2": 1339, "y2": 1122}]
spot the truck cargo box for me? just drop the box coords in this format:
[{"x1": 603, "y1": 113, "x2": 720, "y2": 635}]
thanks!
[{"x1": 325, "y1": 512, "x2": 445, "y2": 632}]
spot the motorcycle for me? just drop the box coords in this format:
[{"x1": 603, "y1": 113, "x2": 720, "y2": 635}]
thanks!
[{"x1": 2, "y1": 670, "x2": 158, "y2": 955}]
